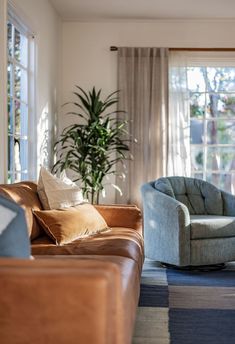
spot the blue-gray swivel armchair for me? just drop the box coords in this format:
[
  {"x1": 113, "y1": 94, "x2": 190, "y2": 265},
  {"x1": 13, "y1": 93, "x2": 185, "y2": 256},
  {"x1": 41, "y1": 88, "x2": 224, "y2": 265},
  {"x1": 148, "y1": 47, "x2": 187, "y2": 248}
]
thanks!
[{"x1": 141, "y1": 176, "x2": 235, "y2": 267}]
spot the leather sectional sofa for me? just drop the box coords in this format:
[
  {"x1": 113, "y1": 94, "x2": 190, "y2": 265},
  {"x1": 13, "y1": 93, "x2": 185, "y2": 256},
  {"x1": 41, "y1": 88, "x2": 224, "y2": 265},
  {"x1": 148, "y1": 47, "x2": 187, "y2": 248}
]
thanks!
[{"x1": 0, "y1": 181, "x2": 144, "y2": 344}]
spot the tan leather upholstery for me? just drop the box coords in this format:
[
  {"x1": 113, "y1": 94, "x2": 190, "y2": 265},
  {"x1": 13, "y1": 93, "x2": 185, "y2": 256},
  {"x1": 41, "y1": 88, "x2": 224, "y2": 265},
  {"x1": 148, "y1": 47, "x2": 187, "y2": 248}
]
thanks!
[
  {"x1": 0, "y1": 182, "x2": 43, "y2": 239},
  {"x1": 0, "y1": 257, "x2": 140, "y2": 344},
  {"x1": 0, "y1": 181, "x2": 144, "y2": 344},
  {"x1": 32, "y1": 227, "x2": 144, "y2": 272},
  {"x1": 95, "y1": 204, "x2": 142, "y2": 233}
]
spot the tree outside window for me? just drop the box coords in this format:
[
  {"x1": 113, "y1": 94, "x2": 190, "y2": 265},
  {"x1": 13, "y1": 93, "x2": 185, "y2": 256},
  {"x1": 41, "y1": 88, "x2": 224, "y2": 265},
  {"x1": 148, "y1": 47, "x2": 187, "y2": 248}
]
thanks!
[
  {"x1": 189, "y1": 66, "x2": 235, "y2": 193},
  {"x1": 7, "y1": 21, "x2": 29, "y2": 183}
]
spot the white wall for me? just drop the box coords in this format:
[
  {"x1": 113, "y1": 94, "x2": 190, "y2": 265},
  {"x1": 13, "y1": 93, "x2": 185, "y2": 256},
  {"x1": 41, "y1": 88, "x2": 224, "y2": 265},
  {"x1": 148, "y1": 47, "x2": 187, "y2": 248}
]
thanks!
[
  {"x1": 62, "y1": 19, "x2": 235, "y2": 202},
  {"x1": 62, "y1": 19, "x2": 235, "y2": 112},
  {"x1": 9, "y1": 0, "x2": 62, "y2": 179}
]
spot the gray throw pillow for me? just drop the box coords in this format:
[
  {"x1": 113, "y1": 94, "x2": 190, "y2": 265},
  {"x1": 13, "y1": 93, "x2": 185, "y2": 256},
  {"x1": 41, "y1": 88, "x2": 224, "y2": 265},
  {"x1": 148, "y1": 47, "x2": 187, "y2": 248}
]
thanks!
[{"x1": 0, "y1": 195, "x2": 30, "y2": 258}]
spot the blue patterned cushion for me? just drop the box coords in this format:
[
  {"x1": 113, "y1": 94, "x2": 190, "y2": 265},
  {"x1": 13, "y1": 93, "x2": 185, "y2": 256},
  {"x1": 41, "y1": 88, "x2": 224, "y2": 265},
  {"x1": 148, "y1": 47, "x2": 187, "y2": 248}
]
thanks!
[{"x1": 0, "y1": 195, "x2": 30, "y2": 258}]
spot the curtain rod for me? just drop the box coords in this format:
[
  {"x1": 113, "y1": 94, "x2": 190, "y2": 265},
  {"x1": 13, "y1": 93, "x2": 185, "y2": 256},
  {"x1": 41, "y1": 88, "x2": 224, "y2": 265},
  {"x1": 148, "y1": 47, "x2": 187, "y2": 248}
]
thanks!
[
  {"x1": 110, "y1": 46, "x2": 235, "y2": 52},
  {"x1": 170, "y1": 48, "x2": 235, "y2": 51}
]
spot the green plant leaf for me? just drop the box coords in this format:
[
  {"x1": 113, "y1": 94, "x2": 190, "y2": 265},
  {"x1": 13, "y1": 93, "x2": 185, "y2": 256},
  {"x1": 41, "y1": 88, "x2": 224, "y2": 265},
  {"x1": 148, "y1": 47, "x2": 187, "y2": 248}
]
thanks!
[
  {"x1": 75, "y1": 85, "x2": 90, "y2": 102},
  {"x1": 65, "y1": 111, "x2": 88, "y2": 120},
  {"x1": 52, "y1": 86, "x2": 133, "y2": 204},
  {"x1": 103, "y1": 90, "x2": 119, "y2": 102}
]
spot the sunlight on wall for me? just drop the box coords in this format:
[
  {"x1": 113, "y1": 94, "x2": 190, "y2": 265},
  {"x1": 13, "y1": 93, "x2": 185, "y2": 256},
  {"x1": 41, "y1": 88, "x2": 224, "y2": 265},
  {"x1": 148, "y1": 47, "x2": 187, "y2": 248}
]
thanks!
[
  {"x1": 38, "y1": 103, "x2": 50, "y2": 170},
  {"x1": 52, "y1": 86, "x2": 59, "y2": 166},
  {"x1": 38, "y1": 94, "x2": 59, "y2": 175}
]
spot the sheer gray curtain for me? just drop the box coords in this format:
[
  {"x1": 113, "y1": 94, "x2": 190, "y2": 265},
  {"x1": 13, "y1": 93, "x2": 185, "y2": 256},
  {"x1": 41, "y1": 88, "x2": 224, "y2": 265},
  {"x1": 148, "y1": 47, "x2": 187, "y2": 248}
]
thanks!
[
  {"x1": 168, "y1": 52, "x2": 191, "y2": 176},
  {"x1": 116, "y1": 47, "x2": 169, "y2": 205}
]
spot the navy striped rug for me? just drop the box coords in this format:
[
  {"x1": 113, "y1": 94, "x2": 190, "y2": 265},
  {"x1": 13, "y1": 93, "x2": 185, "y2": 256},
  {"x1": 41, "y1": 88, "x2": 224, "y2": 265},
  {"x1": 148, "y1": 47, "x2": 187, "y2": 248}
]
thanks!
[{"x1": 133, "y1": 259, "x2": 235, "y2": 344}]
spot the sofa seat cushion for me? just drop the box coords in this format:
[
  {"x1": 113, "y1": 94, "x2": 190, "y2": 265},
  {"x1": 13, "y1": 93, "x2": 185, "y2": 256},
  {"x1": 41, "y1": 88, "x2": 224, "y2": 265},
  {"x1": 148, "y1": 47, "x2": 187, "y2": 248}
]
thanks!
[
  {"x1": 190, "y1": 215, "x2": 235, "y2": 240},
  {"x1": 31, "y1": 227, "x2": 144, "y2": 271}
]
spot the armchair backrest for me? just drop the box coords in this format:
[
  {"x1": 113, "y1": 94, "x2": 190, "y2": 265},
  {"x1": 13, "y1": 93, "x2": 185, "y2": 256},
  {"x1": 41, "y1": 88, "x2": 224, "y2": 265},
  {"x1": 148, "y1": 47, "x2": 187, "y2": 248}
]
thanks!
[{"x1": 154, "y1": 176, "x2": 223, "y2": 215}]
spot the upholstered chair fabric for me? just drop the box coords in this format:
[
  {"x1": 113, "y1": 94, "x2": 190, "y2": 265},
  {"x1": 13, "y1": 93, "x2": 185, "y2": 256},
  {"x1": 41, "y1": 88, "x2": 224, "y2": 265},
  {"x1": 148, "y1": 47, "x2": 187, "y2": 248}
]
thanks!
[
  {"x1": 155, "y1": 176, "x2": 223, "y2": 215},
  {"x1": 142, "y1": 176, "x2": 235, "y2": 266}
]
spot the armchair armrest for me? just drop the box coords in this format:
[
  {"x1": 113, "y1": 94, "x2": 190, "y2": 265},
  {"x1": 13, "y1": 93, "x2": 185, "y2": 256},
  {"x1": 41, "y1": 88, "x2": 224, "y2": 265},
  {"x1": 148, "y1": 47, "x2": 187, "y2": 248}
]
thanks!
[
  {"x1": 0, "y1": 258, "x2": 124, "y2": 344},
  {"x1": 141, "y1": 183, "x2": 190, "y2": 266},
  {"x1": 95, "y1": 204, "x2": 142, "y2": 233},
  {"x1": 222, "y1": 191, "x2": 235, "y2": 216}
]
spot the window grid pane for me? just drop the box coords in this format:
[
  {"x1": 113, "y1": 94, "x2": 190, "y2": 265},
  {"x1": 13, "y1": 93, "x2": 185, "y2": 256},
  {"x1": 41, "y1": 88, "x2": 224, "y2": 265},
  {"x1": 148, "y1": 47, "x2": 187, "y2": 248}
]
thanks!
[
  {"x1": 189, "y1": 66, "x2": 235, "y2": 193},
  {"x1": 7, "y1": 21, "x2": 29, "y2": 184}
]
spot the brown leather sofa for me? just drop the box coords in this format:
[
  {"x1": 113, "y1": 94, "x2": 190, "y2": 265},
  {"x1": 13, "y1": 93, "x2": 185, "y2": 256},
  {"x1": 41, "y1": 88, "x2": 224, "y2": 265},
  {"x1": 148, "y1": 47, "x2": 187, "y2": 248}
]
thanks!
[{"x1": 0, "y1": 182, "x2": 144, "y2": 344}]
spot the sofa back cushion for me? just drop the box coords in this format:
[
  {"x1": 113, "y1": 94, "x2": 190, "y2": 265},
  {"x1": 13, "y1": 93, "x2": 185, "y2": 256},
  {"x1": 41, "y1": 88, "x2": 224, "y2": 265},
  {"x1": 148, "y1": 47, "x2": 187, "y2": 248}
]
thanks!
[
  {"x1": 0, "y1": 182, "x2": 43, "y2": 240},
  {"x1": 155, "y1": 176, "x2": 223, "y2": 215}
]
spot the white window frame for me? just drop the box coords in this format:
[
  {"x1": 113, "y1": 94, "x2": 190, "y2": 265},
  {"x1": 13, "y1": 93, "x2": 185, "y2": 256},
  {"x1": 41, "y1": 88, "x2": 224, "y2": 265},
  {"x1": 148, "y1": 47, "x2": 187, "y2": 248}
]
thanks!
[
  {"x1": 6, "y1": 1, "x2": 36, "y2": 183},
  {"x1": 186, "y1": 52, "x2": 235, "y2": 191},
  {"x1": 0, "y1": 0, "x2": 8, "y2": 183}
]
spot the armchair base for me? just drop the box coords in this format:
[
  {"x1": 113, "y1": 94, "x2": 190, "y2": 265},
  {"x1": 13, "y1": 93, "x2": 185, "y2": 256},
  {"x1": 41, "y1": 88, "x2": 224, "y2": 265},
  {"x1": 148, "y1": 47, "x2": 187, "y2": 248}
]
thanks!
[{"x1": 160, "y1": 262, "x2": 226, "y2": 272}]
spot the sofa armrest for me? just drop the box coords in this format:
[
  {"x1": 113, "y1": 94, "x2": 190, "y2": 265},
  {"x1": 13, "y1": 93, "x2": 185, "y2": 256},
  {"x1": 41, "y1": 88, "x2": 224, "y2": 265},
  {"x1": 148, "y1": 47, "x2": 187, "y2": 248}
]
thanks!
[
  {"x1": 141, "y1": 183, "x2": 190, "y2": 266},
  {"x1": 95, "y1": 204, "x2": 142, "y2": 233},
  {"x1": 0, "y1": 258, "x2": 124, "y2": 344},
  {"x1": 222, "y1": 191, "x2": 235, "y2": 216}
]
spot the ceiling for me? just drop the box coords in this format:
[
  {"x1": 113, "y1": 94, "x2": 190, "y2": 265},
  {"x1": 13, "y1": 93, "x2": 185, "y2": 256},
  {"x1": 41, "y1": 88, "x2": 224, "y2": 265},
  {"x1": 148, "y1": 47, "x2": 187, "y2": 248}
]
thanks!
[{"x1": 49, "y1": 0, "x2": 235, "y2": 21}]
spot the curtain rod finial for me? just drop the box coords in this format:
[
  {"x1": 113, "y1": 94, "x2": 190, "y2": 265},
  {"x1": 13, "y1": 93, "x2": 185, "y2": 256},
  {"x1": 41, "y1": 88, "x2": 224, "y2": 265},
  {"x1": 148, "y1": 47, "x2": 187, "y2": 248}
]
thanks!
[{"x1": 110, "y1": 46, "x2": 118, "y2": 51}]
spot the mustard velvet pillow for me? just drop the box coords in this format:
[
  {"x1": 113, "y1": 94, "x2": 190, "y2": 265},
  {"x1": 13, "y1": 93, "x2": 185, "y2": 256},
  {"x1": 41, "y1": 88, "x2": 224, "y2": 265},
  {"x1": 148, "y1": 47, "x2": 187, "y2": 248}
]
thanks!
[{"x1": 33, "y1": 204, "x2": 109, "y2": 245}]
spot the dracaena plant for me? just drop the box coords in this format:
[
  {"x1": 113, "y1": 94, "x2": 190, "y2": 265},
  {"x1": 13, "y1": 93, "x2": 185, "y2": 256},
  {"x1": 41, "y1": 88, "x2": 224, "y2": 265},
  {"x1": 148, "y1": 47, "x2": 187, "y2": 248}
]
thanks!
[{"x1": 52, "y1": 86, "x2": 131, "y2": 204}]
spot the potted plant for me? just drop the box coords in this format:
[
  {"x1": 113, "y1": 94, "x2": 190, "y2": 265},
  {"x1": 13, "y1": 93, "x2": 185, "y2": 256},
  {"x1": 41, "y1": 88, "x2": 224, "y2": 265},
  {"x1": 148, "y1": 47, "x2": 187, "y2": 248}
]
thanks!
[{"x1": 52, "y1": 86, "x2": 131, "y2": 204}]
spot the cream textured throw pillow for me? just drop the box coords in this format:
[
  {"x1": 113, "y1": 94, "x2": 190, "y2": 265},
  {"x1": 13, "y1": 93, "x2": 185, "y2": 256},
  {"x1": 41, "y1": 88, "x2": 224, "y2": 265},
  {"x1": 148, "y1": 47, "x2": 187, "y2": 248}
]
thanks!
[{"x1": 37, "y1": 167, "x2": 84, "y2": 210}]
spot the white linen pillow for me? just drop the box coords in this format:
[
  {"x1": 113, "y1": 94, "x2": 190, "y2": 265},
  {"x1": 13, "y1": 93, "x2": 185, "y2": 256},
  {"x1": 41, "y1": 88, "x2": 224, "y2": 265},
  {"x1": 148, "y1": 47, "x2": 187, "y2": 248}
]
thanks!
[{"x1": 37, "y1": 167, "x2": 84, "y2": 210}]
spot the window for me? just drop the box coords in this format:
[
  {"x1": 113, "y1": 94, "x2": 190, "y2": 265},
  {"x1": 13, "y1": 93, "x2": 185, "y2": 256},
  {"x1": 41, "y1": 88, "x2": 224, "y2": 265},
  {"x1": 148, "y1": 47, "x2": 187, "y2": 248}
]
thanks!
[
  {"x1": 187, "y1": 54, "x2": 235, "y2": 193},
  {"x1": 7, "y1": 16, "x2": 34, "y2": 183}
]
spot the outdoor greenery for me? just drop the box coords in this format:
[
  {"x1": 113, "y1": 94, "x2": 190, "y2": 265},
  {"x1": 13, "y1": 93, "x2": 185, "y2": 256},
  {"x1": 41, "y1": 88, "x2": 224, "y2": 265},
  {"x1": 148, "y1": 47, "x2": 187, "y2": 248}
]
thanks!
[
  {"x1": 7, "y1": 22, "x2": 29, "y2": 183},
  {"x1": 52, "y1": 86, "x2": 131, "y2": 204},
  {"x1": 189, "y1": 66, "x2": 235, "y2": 192}
]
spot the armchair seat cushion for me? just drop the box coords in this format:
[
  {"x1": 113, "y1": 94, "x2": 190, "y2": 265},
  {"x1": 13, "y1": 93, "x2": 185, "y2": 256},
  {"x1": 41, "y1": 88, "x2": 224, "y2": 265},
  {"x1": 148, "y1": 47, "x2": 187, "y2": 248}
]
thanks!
[{"x1": 190, "y1": 215, "x2": 235, "y2": 240}]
